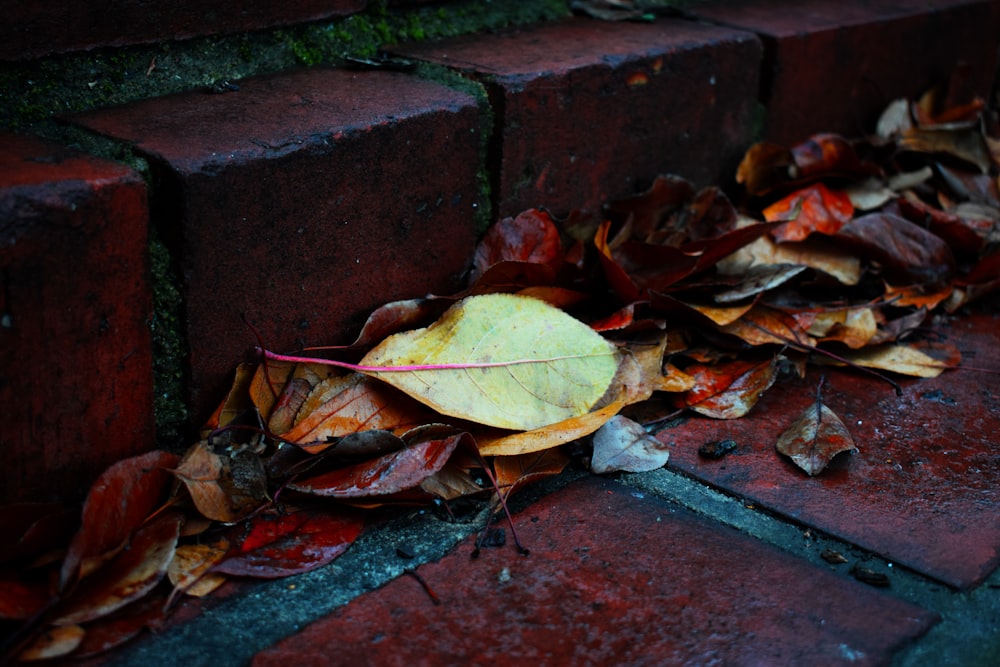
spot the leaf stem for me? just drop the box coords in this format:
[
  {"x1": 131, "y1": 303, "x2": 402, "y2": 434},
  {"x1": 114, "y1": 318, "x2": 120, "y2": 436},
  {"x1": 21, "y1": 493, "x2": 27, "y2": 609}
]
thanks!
[{"x1": 259, "y1": 348, "x2": 612, "y2": 373}]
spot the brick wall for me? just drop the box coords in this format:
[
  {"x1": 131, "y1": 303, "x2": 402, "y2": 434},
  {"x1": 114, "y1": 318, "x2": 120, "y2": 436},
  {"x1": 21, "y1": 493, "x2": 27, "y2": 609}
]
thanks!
[{"x1": 2, "y1": 0, "x2": 998, "y2": 502}]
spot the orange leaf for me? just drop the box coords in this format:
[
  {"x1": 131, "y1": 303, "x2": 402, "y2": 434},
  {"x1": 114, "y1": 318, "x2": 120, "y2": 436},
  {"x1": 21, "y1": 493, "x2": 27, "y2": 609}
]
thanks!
[
  {"x1": 764, "y1": 183, "x2": 854, "y2": 242},
  {"x1": 682, "y1": 358, "x2": 778, "y2": 419},
  {"x1": 283, "y1": 374, "x2": 432, "y2": 451}
]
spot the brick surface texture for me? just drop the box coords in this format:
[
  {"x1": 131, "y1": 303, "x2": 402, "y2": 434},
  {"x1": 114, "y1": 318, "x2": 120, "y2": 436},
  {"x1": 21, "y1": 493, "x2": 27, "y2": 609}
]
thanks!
[
  {"x1": 658, "y1": 311, "x2": 1000, "y2": 590},
  {"x1": 0, "y1": 133, "x2": 154, "y2": 502},
  {"x1": 253, "y1": 476, "x2": 937, "y2": 666},
  {"x1": 0, "y1": 1, "x2": 367, "y2": 61},
  {"x1": 72, "y1": 68, "x2": 483, "y2": 421},
  {"x1": 397, "y1": 17, "x2": 762, "y2": 218},
  {"x1": 696, "y1": 0, "x2": 1000, "y2": 144}
]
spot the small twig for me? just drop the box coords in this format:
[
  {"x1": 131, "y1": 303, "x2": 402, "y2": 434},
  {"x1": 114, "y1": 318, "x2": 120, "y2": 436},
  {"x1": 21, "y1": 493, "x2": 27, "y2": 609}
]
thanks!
[
  {"x1": 405, "y1": 569, "x2": 441, "y2": 605},
  {"x1": 470, "y1": 450, "x2": 530, "y2": 558}
]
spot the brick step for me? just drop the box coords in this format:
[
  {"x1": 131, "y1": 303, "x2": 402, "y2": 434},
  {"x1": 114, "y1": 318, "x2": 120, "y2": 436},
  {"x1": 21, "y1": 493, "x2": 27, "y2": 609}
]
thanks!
[
  {"x1": 3, "y1": 0, "x2": 997, "y2": 504},
  {"x1": 3, "y1": 0, "x2": 1000, "y2": 664}
]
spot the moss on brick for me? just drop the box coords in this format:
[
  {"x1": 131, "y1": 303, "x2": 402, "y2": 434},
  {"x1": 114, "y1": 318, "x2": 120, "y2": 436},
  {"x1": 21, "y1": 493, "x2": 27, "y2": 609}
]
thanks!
[
  {"x1": 0, "y1": 0, "x2": 572, "y2": 132},
  {"x1": 149, "y1": 234, "x2": 190, "y2": 451},
  {"x1": 0, "y1": 0, "x2": 575, "y2": 443}
]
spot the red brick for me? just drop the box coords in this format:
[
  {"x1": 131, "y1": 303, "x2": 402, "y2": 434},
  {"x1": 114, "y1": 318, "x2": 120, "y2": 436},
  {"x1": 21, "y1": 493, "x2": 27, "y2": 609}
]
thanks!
[
  {"x1": 0, "y1": 1, "x2": 366, "y2": 61},
  {"x1": 695, "y1": 0, "x2": 1000, "y2": 145},
  {"x1": 0, "y1": 133, "x2": 154, "y2": 503},
  {"x1": 253, "y1": 476, "x2": 936, "y2": 666},
  {"x1": 395, "y1": 18, "x2": 761, "y2": 218},
  {"x1": 658, "y1": 309, "x2": 1000, "y2": 590},
  {"x1": 71, "y1": 69, "x2": 483, "y2": 422}
]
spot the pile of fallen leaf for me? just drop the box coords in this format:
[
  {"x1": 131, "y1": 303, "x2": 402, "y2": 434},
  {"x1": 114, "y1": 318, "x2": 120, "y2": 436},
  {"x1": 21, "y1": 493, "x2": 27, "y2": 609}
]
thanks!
[{"x1": 3, "y1": 86, "x2": 999, "y2": 661}]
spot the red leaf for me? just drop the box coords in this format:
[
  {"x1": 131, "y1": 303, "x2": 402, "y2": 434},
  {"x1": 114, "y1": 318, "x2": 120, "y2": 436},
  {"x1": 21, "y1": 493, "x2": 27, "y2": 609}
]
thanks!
[
  {"x1": 790, "y1": 133, "x2": 879, "y2": 180},
  {"x1": 604, "y1": 174, "x2": 696, "y2": 238},
  {"x1": 0, "y1": 503, "x2": 78, "y2": 567},
  {"x1": 776, "y1": 400, "x2": 858, "y2": 476},
  {"x1": 681, "y1": 358, "x2": 778, "y2": 419},
  {"x1": 289, "y1": 428, "x2": 467, "y2": 498},
  {"x1": 60, "y1": 450, "x2": 179, "y2": 591},
  {"x1": 764, "y1": 183, "x2": 854, "y2": 242},
  {"x1": 213, "y1": 509, "x2": 364, "y2": 578},
  {"x1": 835, "y1": 213, "x2": 956, "y2": 286},
  {"x1": 69, "y1": 592, "x2": 168, "y2": 658},
  {"x1": 0, "y1": 570, "x2": 52, "y2": 620},
  {"x1": 54, "y1": 512, "x2": 182, "y2": 625},
  {"x1": 471, "y1": 209, "x2": 563, "y2": 281}
]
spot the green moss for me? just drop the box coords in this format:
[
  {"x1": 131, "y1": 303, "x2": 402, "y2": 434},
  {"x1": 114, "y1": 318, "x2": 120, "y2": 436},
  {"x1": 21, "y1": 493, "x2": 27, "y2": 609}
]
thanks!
[
  {"x1": 0, "y1": 0, "x2": 573, "y2": 132},
  {"x1": 149, "y1": 234, "x2": 190, "y2": 451}
]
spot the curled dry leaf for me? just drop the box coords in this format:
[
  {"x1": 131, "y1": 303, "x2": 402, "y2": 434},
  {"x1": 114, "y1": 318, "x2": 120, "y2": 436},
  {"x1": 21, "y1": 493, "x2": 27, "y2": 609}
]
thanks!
[
  {"x1": 360, "y1": 294, "x2": 621, "y2": 431},
  {"x1": 172, "y1": 441, "x2": 267, "y2": 523},
  {"x1": 475, "y1": 395, "x2": 628, "y2": 457},
  {"x1": 776, "y1": 401, "x2": 857, "y2": 476},
  {"x1": 590, "y1": 415, "x2": 670, "y2": 474}
]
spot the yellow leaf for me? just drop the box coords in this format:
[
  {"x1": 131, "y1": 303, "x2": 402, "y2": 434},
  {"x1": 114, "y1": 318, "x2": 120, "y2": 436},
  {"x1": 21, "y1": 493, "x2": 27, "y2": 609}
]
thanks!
[
  {"x1": 360, "y1": 294, "x2": 621, "y2": 430},
  {"x1": 168, "y1": 543, "x2": 228, "y2": 597},
  {"x1": 839, "y1": 342, "x2": 960, "y2": 378}
]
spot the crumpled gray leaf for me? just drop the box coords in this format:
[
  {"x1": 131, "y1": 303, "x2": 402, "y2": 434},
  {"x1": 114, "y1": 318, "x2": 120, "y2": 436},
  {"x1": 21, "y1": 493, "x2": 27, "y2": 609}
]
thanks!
[{"x1": 591, "y1": 415, "x2": 670, "y2": 473}]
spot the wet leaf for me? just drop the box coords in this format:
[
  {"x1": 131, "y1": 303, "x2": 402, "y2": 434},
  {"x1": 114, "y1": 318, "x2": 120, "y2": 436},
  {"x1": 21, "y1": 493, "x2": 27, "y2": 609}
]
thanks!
[
  {"x1": 764, "y1": 183, "x2": 854, "y2": 242},
  {"x1": 54, "y1": 512, "x2": 182, "y2": 625},
  {"x1": 289, "y1": 427, "x2": 467, "y2": 498},
  {"x1": 60, "y1": 450, "x2": 179, "y2": 591},
  {"x1": 213, "y1": 509, "x2": 364, "y2": 578},
  {"x1": 682, "y1": 358, "x2": 778, "y2": 419},
  {"x1": 590, "y1": 415, "x2": 669, "y2": 474},
  {"x1": 0, "y1": 504, "x2": 77, "y2": 567},
  {"x1": 776, "y1": 400, "x2": 857, "y2": 476},
  {"x1": 359, "y1": 294, "x2": 621, "y2": 430},
  {"x1": 0, "y1": 570, "x2": 51, "y2": 620}
]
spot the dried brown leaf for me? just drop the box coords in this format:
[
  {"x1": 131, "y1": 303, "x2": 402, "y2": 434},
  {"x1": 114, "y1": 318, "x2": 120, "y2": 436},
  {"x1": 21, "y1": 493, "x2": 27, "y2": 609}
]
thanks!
[{"x1": 776, "y1": 401, "x2": 857, "y2": 476}]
